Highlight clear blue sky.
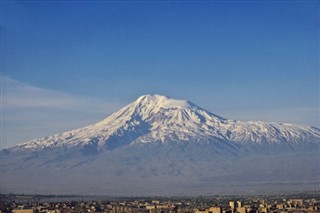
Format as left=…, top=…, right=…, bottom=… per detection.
left=1, top=1, right=319, bottom=147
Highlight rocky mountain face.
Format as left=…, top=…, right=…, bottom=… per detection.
left=1, top=94, right=319, bottom=196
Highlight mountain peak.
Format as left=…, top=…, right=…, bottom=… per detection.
left=134, top=94, right=195, bottom=109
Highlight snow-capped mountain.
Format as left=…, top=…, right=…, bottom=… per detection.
left=7, top=94, right=320, bottom=152
left=1, top=94, right=320, bottom=196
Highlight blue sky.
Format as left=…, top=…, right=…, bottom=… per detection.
left=1, top=1, right=319, bottom=147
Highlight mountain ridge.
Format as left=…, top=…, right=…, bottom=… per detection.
left=5, top=94, right=320, bottom=152
left=2, top=94, right=319, bottom=195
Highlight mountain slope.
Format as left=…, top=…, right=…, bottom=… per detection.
left=6, top=94, right=320, bottom=152
left=1, top=94, right=320, bottom=195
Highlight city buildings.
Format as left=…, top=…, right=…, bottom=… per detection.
left=1, top=193, right=319, bottom=213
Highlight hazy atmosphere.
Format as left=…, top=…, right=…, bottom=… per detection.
left=1, top=1, right=320, bottom=199
left=1, top=1, right=319, bottom=148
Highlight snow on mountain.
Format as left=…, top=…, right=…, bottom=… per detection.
left=1, top=94, right=320, bottom=195
left=6, top=94, right=320, bottom=152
